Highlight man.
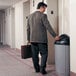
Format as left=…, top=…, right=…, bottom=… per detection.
left=27, top=2, right=59, bottom=75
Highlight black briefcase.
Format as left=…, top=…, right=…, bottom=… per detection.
left=21, top=45, right=32, bottom=59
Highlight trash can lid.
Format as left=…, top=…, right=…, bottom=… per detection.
left=55, top=34, right=70, bottom=45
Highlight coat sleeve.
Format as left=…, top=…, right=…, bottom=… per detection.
left=27, top=18, right=30, bottom=41
left=42, top=14, right=57, bottom=38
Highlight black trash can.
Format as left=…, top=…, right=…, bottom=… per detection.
left=54, top=34, right=70, bottom=76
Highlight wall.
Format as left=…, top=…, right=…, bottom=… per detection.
left=5, top=8, right=15, bottom=47
left=58, top=0, right=70, bottom=35
left=14, top=2, right=24, bottom=49
left=63, top=0, right=70, bottom=35
left=0, top=11, right=5, bottom=44
left=0, top=8, right=15, bottom=47
left=2, top=11, right=5, bottom=45
left=0, top=9, right=13, bottom=46
left=14, top=0, right=28, bottom=49
left=23, top=1, right=30, bottom=44
left=3, top=8, right=16, bottom=47
left=70, top=0, right=76, bottom=73
left=1, top=0, right=28, bottom=48
left=58, top=0, right=63, bottom=35
left=0, top=0, right=29, bottom=49
left=47, top=0, right=58, bottom=64
left=0, top=11, right=2, bottom=43
left=5, top=8, right=12, bottom=46
left=11, top=8, right=15, bottom=48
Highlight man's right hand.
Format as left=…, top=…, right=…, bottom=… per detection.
left=55, top=36, right=60, bottom=41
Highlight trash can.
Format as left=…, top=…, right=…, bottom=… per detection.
left=54, top=34, right=70, bottom=76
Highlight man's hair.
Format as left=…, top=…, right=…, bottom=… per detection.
left=37, top=2, right=47, bottom=9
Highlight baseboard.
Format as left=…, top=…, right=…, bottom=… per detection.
left=71, top=72, right=76, bottom=76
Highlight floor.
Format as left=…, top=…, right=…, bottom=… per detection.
left=0, top=45, right=75, bottom=76
left=0, top=45, right=57, bottom=76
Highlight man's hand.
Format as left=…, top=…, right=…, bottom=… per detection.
left=55, top=36, right=60, bottom=41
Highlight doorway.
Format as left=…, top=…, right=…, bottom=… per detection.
left=0, top=10, right=5, bottom=45
left=47, top=0, right=58, bottom=64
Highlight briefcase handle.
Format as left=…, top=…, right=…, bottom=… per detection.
left=27, top=41, right=31, bottom=45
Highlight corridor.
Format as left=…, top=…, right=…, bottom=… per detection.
left=0, top=0, right=76, bottom=75
left=0, top=45, right=57, bottom=76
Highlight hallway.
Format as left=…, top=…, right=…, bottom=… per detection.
left=0, top=0, right=76, bottom=75
left=0, top=45, right=57, bottom=76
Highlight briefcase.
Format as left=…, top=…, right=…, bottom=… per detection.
left=21, top=45, right=32, bottom=59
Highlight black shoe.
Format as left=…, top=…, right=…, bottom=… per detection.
left=40, top=69, right=47, bottom=75
left=35, top=68, right=40, bottom=73
left=36, top=70, right=40, bottom=73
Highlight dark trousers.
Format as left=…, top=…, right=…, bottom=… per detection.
left=31, top=43, right=48, bottom=71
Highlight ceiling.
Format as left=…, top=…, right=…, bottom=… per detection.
left=0, top=0, right=22, bottom=10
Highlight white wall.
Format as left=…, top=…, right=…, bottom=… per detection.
left=23, top=1, right=30, bottom=44
left=58, top=0, right=63, bottom=35
left=14, top=0, right=28, bottom=49
left=14, top=2, right=24, bottom=49
left=0, top=9, right=13, bottom=46
left=70, top=0, right=76, bottom=73
left=3, top=8, right=16, bottom=47
left=1, top=0, right=28, bottom=49
left=58, top=0, right=70, bottom=35
left=63, top=0, right=70, bottom=35
left=11, top=8, right=15, bottom=48
left=5, top=8, right=12, bottom=46
left=0, top=0, right=29, bottom=49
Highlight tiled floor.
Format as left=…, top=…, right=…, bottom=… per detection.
left=0, top=45, right=76, bottom=76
